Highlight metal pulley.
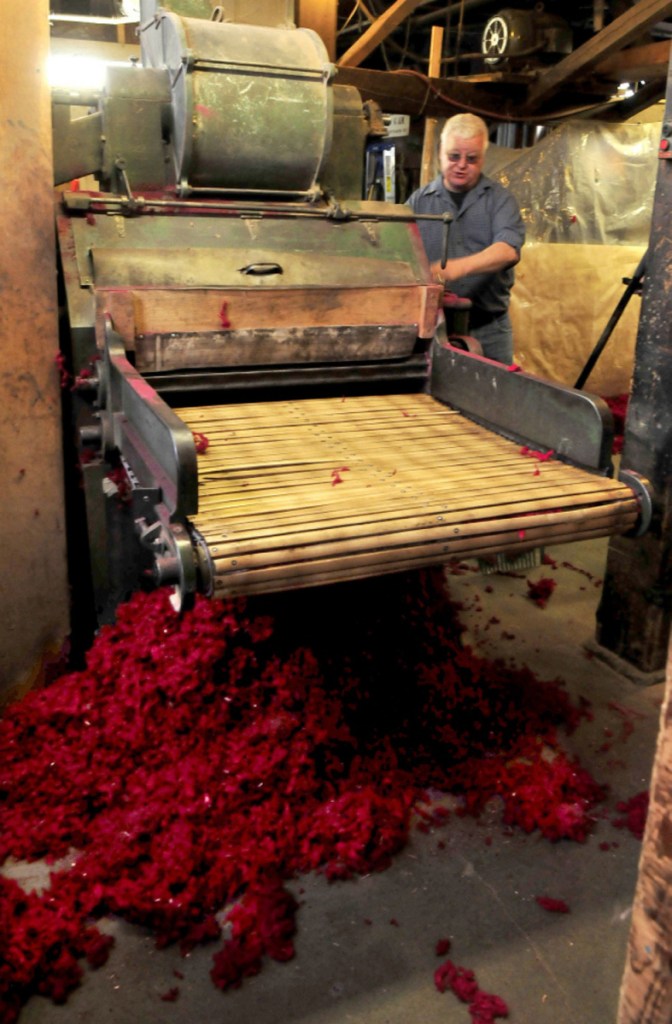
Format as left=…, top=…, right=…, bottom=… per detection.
left=481, top=7, right=572, bottom=67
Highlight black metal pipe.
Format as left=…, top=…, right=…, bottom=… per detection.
left=573, top=250, right=647, bottom=390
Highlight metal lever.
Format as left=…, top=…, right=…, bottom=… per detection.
left=441, top=212, right=452, bottom=269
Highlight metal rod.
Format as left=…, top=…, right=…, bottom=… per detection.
left=574, top=249, right=647, bottom=390
left=62, top=191, right=450, bottom=222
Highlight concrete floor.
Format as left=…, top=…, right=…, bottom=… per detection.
left=6, top=536, right=664, bottom=1024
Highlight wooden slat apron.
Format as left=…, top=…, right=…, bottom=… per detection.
left=175, top=393, right=640, bottom=597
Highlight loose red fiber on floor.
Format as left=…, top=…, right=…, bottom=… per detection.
left=612, top=790, right=649, bottom=840
left=526, top=577, right=557, bottom=608
left=535, top=896, right=570, bottom=914
left=0, top=570, right=605, bottom=1020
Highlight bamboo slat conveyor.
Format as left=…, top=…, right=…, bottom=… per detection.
left=54, top=1, right=651, bottom=618
left=177, top=393, right=639, bottom=598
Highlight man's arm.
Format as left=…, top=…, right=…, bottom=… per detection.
left=431, top=241, right=519, bottom=285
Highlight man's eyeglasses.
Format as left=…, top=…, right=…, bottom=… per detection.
left=445, top=152, right=481, bottom=165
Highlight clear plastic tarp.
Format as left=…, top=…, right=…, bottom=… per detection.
left=486, top=119, right=660, bottom=246
left=483, top=119, right=661, bottom=391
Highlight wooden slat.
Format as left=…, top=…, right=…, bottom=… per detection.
left=97, top=285, right=441, bottom=341
left=210, top=524, right=630, bottom=599
left=174, top=393, right=640, bottom=598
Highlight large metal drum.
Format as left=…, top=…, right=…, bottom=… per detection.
left=141, top=14, right=334, bottom=194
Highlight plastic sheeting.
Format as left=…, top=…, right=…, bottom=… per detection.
left=483, top=120, right=660, bottom=394
left=486, top=120, right=660, bottom=246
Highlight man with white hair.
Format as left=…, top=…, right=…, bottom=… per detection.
left=406, top=113, right=525, bottom=364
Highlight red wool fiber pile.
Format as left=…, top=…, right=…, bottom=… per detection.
left=434, top=939, right=509, bottom=1022
left=526, top=577, right=557, bottom=609
left=0, top=569, right=605, bottom=1021
left=612, top=790, right=649, bottom=840
left=535, top=896, right=570, bottom=914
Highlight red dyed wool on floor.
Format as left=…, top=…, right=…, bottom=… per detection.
left=535, top=895, right=570, bottom=913
left=435, top=955, right=509, bottom=1021
left=526, top=577, right=557, bottom=608
left=612, top=790, right=649, bottom=840
left=0, top=569, right=604, bottom=1020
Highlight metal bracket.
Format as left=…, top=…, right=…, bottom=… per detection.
left=136, top=515, right=197, bottom=612
left=92, top=316, right=200, bottom=609
left=618, top=469, right=653, bottom=537
left=429, top=342, right=615, bottom=472
left=99, top=315, right=198, bottom=518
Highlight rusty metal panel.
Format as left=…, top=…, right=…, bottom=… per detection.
left=69, top=204, right=431, bottom=287
left=89, top=247, right=420, bottom=288
left=100, top=66, right=173, bottom=191
left=596, top=64, right=672, bottom=673
left=52, top=105, right=103, bottom=186
left=134, top=325, right=417, bottom=370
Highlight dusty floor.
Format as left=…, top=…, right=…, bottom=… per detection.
left=5, top=536, right=664, bottom=1024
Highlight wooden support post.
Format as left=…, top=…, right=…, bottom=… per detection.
left=618, top=633, right=672, bottom=1021
left=420, top=26, right=444, bottom=186
left=296, top=0, right=338, bottom=61
left=595, top=51, right=672, bottom=674
left=0, top=0, right=70, bottom=699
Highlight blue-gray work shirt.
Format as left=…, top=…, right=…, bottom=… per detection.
left=406, top=173, right=525, bottom=316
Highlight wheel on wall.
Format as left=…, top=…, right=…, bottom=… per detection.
left=482, top=14, right=510, bottom=65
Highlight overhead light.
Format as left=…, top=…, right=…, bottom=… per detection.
left=47, top=54, right=128, bottom=91
left=616, top=81, right=636, bottom=100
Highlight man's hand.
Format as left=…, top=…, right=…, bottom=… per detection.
left=431, top=241, right=519, bottom=285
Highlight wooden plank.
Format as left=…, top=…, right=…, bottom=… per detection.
left=209, top=524, right=631, bottom=598
left=207, top=506, right=635, bottom=568
left=334, top=65, right=525, bottom=120
left=337, top=0, right=426, bottom=68
left=594, top=38, right=671, bottom=83
left=420, top=26, right=444, bottom=186
left=1, top=0, right=70, bottom=697
left=617, top=634, right=672, bottom=1022
left=209, top=520, right=629, bottom=596
left=524, top=0, right=672, bottom=110
left=95, top=285, right=440, bottom=339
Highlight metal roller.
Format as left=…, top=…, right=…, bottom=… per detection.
left=141, top=14, right=334, bottom=195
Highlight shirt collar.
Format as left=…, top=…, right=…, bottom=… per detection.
left=427, top=172, right=492, bottom=199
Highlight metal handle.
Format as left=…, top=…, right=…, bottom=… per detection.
left=441, top=212, right=452, bottom=269
left=238, top=262, right=283, bottom=276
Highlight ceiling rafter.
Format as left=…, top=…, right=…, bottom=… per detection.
left=337, top=0, right=427, bottom=68
left=522, top=0, right=672, bottom=110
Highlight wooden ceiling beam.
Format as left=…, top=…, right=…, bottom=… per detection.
left=335, top=65, right=526, bottom=120
left=523, top=0, right=672, bottom=111
left=592, top=38, right=671, bottom=83
left=336, top=0, right=426, bottom=68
